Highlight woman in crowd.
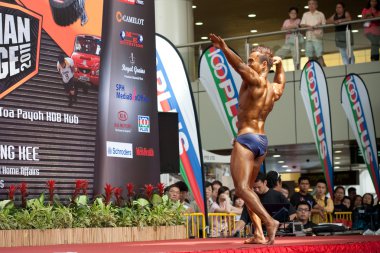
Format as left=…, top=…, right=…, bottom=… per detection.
left=327, top=2, right=355, bottom=64
left=362, top=0, right=380, bottom=61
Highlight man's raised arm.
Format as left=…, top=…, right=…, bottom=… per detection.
left=272, top=56, right=286, bottom=101
left=209, top=33, right=252, bottom=82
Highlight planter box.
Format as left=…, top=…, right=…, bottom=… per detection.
left=0, top=225, right=186, bottom=247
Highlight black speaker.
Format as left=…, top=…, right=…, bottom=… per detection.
left=158, top=112, right=179, bottom=174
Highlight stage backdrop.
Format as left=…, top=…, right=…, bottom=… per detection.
left=300, top=60, right=334, bottom=197
left=0, top=0, right=159, bottom=199
left=341, top=74, right=380, bottom=197
left=0, top=0, right=103, bottom=199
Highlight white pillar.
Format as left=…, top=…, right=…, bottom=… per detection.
left=155, top=0, right=195, bottom=80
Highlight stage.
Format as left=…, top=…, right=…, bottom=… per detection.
left=1, top=235, right=380, bottom=253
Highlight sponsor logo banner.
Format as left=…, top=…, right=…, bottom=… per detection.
left=106, top=141, right=133, bottom=158
left=300, top=60, right=334, bottom=196
left=156, top=34, right=205, bottom=214
left=341, top=74, right=380, bottom=196
left=119, top=30, right=143, bottom=48
left=119, top=0, right=144, bottom=5
left=199, top=46, right=242, bottom=139
left=135, top=147, right=154, bottom=157
left=115, top=11, right=144, bottom=25
left=0, top=2, right=42, bottom=99
left=138, top=115, right=150, bottom=133
left=121, top=52, right=146, bottom=81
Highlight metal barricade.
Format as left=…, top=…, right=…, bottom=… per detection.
left=183, top=212, right=206, bottom=238
left=208, top=213, right=236, bottom=238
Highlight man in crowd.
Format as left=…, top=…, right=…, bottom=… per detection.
left=295, top=201, right=317, bottom=230
left=312, top=179, right=334, bottom=224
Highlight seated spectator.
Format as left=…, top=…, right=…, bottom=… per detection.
left=312, top=179, right=334, bottom=224
left=363, top=193, right=375, bottom=208
left=352, top=194, right=363, bottom=210
left=333, top=186, right=348, bottom=212
left=295, top=201, right=317, bottom=230
left=342, top=196, right=352, bottom=211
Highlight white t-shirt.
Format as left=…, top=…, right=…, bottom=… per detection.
left=57, top=57, right=74, bottom=83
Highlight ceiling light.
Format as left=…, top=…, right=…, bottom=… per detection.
left=192, top=5, right=197, bottom=9
left=282, top=165, right=289, bottom=168
left=357, top=14, right=362, bottom=18
left=335, top=150, right=342, bottom=153
left=334, top=161, right=341, bottom=165
left=334, top=166, right=340, bottom=169
left=278, top=161, right=285, bottom=164
left=195, top=22, right=203, bottom=26
left=304, top=6, right=309, bottom=9
left=250, top=29, right=257, bottom=33
left=273, top=154, right=281, bottom=158
left=248, top=14, right=256, bottom=18
left=301, top=49, right=305, bottom=52
left=352, top=30, right=359, bottom=33
left=285, top=169, right=292, bottom=172
left=252, top=43, right=259, bottom=46
left=201, top=36, right=208, bottom=40
left=335, top=157, right=341, bottom=160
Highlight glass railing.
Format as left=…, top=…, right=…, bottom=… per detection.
left=176, top=17, right=380, bottom=81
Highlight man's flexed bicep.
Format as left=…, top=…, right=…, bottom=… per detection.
left=272, top=56, right=286, bottom=101
left=209, top=33, right=259, bottom=86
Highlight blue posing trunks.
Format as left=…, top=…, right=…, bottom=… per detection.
left=235, top=133, right=268, bottom=157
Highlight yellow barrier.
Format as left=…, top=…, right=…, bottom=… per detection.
left=208, top=213, right=236, bottom=238
left=183, top=213, right=206, bottom=238
left=326, top=211, right=352, bottom=224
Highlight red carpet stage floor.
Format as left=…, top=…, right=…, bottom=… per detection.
left=1, top=235, right=380, bottom=253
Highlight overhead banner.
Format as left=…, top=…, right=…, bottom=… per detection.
left=199, top=46, right=242, bottom=140
left=341, top=74, right=380, bottom=197
left=156, top=34, right=205, bottom=214
left=300, top=60, right=334, bottom=197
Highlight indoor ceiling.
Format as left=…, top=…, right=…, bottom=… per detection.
left=196, top=0, right=377, bottom=174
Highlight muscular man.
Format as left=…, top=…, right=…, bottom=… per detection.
left=209, top=34, right=285, bottom=245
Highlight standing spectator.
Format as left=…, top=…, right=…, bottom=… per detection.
left=275, top=7, right=303, bottom=70
left=312, top=179, right=334, bottom=224
left=300, top=0, right=326, bottom=66
left=327, top=2, right=355, bottom=65
left=362, top=0, right=380, bottom=61
left=363, top=193, right=375, bottom=207
left=281, top=183, right=290, bottom=200
left=266, top=170, right=282, bottom=192
left=290, top=176, right=316, bottom=208
left=348, top=187, right=357, bottom=202
left=333, top=186, right=348, bottom=212
left=233, top=195, right=245, bottom=220
left=211, top=180, right=223, bottom=202
left=57, top=54, right=77, bottom=107
left=175, top=181, right=190, bottom=204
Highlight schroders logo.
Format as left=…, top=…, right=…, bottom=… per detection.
left=135, top=147, right=154, bottom=157
left=120, top=30, right=143, bottom=48
left=106, top=141, right=133, bottom=159
left=115, top=84, right=150, bottom=103
left=121, top=52, right=146, bottom=81
left=115, top=11, right=144, bottom=26
left=0, top=3, right=42, bottom=99
left=119, top=0, right=144, bottom=5
left=138, top=115, right=150, bottom=133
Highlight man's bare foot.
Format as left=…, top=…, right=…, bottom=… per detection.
left=244, top=236, right=267, bottom=245
left=266, top=219, right=279, bottom=245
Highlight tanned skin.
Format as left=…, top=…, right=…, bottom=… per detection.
left=209, top=33, right=285, bottom=245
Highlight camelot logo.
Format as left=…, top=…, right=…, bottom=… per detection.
left=115, top=11, right=144, bottom=26
left=0, top=3, right=42, bottom=99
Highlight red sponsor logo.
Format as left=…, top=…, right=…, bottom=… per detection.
left=118, top=111, right=128, bottom=121
left=135, top=147, right=154, bottom=157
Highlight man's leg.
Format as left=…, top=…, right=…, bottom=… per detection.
left=230, top=143, right=278, bottom=244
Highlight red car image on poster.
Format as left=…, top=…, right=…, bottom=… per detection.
left=71, top=35, right=101, bottom=86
